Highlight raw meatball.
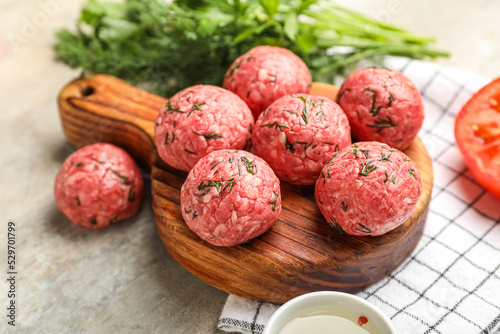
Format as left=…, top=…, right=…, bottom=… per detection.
left=315, top=141, right=422, bottom=236
left=223, top=45, right=312, bottom=118
left=337, top=68, right=424, bottom=150
left=181, top=150, right=281, bottom=246
left=155, top=85, right=254, bottom=172
left=54, top=143, right=144, bottom=229
left=252, top=94, right=351, bottom=185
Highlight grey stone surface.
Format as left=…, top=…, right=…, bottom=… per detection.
left=0, top=0, right=498, bottom=333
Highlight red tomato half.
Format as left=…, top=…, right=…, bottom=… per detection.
left=455, top=78, right=500, bottom=199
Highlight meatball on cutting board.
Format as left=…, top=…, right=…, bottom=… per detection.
left=155, top=85, right=254, bottom=172
left=181, top=150, right=281, bottom=246
left=223, top=45, right=312, bottom=118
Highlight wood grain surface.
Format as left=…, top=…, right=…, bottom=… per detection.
left=58, top=74, right=433, bottom=304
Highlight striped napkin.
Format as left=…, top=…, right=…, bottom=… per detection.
left=218, top=57, right=500, bottom=334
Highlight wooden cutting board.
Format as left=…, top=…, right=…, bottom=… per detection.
left=58, top=74, right=433, bottom=304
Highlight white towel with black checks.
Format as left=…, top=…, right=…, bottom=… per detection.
left=218, top=57, right=500, bottom=334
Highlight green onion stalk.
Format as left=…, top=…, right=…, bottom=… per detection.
left=55, top=0, right=449, bottom=96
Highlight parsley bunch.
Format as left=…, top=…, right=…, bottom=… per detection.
left=55, top=0, right=448, bottom=96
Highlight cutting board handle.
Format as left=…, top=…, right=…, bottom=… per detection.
left=57, top=74, right=167, bottom=170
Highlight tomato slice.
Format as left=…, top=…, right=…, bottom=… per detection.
left=455, top=77, right=500, bottom=199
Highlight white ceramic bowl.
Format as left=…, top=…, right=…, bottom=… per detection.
left=263, top=291, right=397, bottom=334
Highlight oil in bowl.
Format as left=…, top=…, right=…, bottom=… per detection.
left=278, top=306, right=381, bottom=334
left=263, top=292, right=396, bottom=334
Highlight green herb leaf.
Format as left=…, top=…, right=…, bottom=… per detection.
left=210, top=161, right=221, bottom=170
left=226, top=61, right=241, bottom=78
left=329, top=218, right=345, bottom=234
left=380, top=153, right=392, bottom=162
left=261, top=121, right=290, bottom=131
left=198, top=179, right=236, bottom=196
left=111, top=169, right=133, bottom=185
left=356, top=223, right=372, bottom=234
left=284, top=11, right=298, bottom=41
left=297, top=95, right=311, bottom=124
left=296, top=33, right=317, bottom=53
left=241, top=157, right=256, bottom=175
left=326, top=152, right=340, bottom=166
left=222, top=179, right=236, bottom=192
left=165, top=101, right=184, bottom=114
left=387, top=92, right=395, bottom=107
left=98, top=17, right=140, bottom=42
left=359, top=159, right=377, bottom=176
left=285, top=137, right=295, bottom=153
left=367, top=116, right=399, bottom=133
left=259, top=0, right=279, bottom=18
left=193, top=102, right=205, bottom=110
left=364, top=87, right=381, bottom=116
left=187, top=102, right=205, bottom=117
left=234, top=22, right=271, bottom=44
left=193, top=131, right=222, bottom=140
left=297, top=142, right=312, bottom=150
left=268, top=191, right=279, bottom=211
left=382, top=146, right=399, bottom=153
left=127, top=188, right=136, bottom=202
left=315, top=100, right=326, bottom=121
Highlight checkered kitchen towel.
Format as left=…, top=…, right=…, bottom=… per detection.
left=218, top=57, right=500, bottom=334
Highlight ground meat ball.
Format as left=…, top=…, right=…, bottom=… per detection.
left=315, top=141, right=422, bottom=236
left=223, top=45, right=312, bottom=118
left=155, top=85, right=254, bottom=172
left=337, top=68, right=424, bottom=150
left=252, top=94, right=351, bottom=185
left=181, top=150, right=281, bottom=246
left=54, top=143, right=144, bottom=229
